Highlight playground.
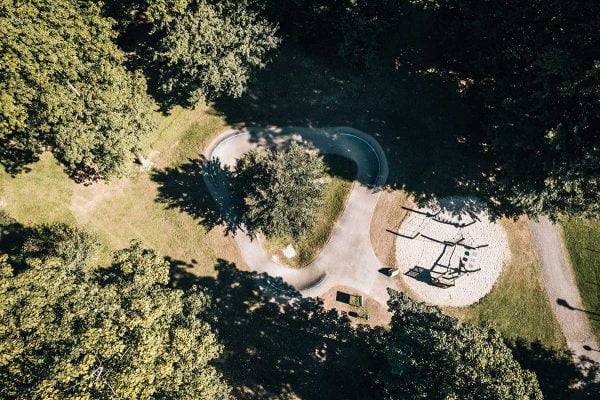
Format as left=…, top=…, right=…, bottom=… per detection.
left=395, top=196, right=509, bottom=307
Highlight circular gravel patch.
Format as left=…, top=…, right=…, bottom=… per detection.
left=395, top=196, right=509, bottom=307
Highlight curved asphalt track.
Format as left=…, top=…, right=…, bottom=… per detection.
left=203, top=126, right=398, bottom=305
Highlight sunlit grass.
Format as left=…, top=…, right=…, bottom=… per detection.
left=265, top=155, right=357, bottom=267
left=0, top=104, right=243, bottom=275
left=0, top=152, right=75, bottom=226
left=561, top=218, right=600, bottom=340
left=445, top=218, right=566, bottom=349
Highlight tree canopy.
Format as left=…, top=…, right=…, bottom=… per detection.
left=0, top=0, right=156, bottom=182
left=0, top=217, right=559, bottom=399
left=263, top=0, right=600, bottom=219
left=383, top=291, right=543, bottom=400
left=108, top=0, right=280, bottom=108
left=234, top=142, right=326, bottom=239
left=437, top=0, right=600, bottom=218
left=0, top=223, right=231, bottom=400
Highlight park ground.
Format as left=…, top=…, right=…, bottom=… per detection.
left=0, top=89, right=566, bottom=349
left=562, top=219, right=600, bottom=340
left=1, top=46, right=596, bottom=395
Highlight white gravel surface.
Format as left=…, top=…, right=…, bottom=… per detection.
left=395, top=196, right=509, bottom=307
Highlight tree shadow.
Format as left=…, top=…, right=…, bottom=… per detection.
left=508, top=338, right=592, bottom=399
left=168, top=259, right=388, bottom=400
left=210, top=44, right=517, bottom=218
left=0, top=210, right=30, bottom=265
left=322, top=154, right=357, bottom=182
left=0, top=135, right=37, bottom=176
left=151, top=156, right=244, bottom=235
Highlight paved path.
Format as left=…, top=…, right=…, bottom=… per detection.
left=204, top=127, right=398, bottom=305
left=528, top=217, right=600, bottom=367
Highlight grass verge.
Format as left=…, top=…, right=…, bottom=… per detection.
left=264, top=155, right=357, bottom=267
left=561, top=218, right=600, bottom=340
left=445, top=217, right=565, bottom=349
left=0, top=104, right=245, bottom=276
left=370, top=189, right=411, bottom=267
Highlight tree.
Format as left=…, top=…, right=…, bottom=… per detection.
left=382, top=291, right=542, bottom=399
left=437, top=0, right=600, bottom=218
left=0, top=226, right=231, bottom=399
left=0, top=0, right=156, bottom=182
left=107, top=0, right=280, bottom=108
left=234, top=142, right=326, bottom=239
left=19, top=224, right=100, bottom=268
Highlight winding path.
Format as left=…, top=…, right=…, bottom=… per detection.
left=204, top=127, right=398, bottom=305
left=205, top=126, right=600, bottom=382
left=528, top=217, right=600, bottom=366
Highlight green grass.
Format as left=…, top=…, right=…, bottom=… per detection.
left=0, top=152, right=76, bottom=226
left=445, top=218, right=566, bottom=349
left=143, top=104, right=226, bottom=168
left=0, top=104, right=239, bottom=275
left=561, top=218, right=600, bottom=340
left=265, top=155, right=357, bottom=267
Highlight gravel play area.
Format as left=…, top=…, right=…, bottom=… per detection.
left=395, top=196, right=509, bottom=307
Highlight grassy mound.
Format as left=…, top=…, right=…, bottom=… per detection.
left=264, top=154, right=357, bottom=267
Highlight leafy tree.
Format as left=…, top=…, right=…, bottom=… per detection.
left=107, top=0, right=279, bottom=108
left=234, top=142, right=326, bottom=239
left=262, top=0, right=348, bottom=54
left=382, top=291, right=542, bottom=399
left=264, top=0, right=600, bottom=218
left=0, top=0, right=156, bottom=182
left=437, top=0, right=600, bottom=218
left=0, top=227, right=231, bottom=399
left=263, top=0, right=423, bottom=70
left=19, top=224, right=100, bottom=268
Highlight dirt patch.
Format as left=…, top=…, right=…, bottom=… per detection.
left=70, top=179, right=127, bottom=224
left=369, top=189, right=412, bottom=267
left=320, top=285, right=392, bottom=327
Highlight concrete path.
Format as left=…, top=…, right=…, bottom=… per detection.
left=528, top=217, right=600, bottom=367
left=203, top=126, right=398, bottom=306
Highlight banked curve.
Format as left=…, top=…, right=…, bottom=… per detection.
left=203, top=126, right=394, bottom=304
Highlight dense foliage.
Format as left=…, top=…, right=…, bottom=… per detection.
left=107, top=0, right=280, bottom=108
left=438, top=0, right=600, bottom=218
left=383, top=291, right=543, bottom=400
left=0, top=216, right=554, bottom=398
left=234, top=142, right=326, bottom=239
left=0, top=0, right=155, bottom=182
left=0, top=223, right=231, bottom=400
left=265, top=0, right=600, bottom=218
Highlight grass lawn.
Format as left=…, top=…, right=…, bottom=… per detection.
left=445, top=217, right=565, bottom=349
left=0, top=104, right=244, bottom=275
left=561, top=218, right=600, bottom=340
left=0, top=152, right=76, bottom=226
left=372, top=192, right=565, bottom=348
left=263, top=155, right=357, bottom=267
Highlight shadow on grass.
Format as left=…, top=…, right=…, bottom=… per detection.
left=151, top=156, right=244, bottom=235
left=167, top=258, right=600, bottom=399
left=168, top=259, right=388, bottom=400
left=0, top=135, right=37, bottom=176
left=210, top=45, right=525, bottom=218
left=507, top=338, right=598, bottom=399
